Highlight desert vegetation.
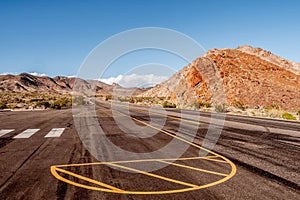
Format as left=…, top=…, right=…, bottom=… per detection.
left=214, top=103, right=228, bottom=113
left=2, top=91, right=298, bottom=121
left=0, top=102, right=8, bottom=109
left=232, top=100, right=245, bottom=111
left=101, top=94, right=300, bottom=121
left=194, top=101, right=211, bottom=110
left=297, top=110, right=300, bottom=120
left=0, top=93, right=72, bottom=110
left=282, top=112, right=297, bottom=120
left=104, top=95, right=168, bottom=105
left=162, top=101, right=176, bottom=108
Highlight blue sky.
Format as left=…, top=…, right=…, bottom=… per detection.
left=0, top=0, right=299, bottom=81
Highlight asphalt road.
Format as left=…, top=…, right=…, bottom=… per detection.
left=0, top=100, right=299, bottom=199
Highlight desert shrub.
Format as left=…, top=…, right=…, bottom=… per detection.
left=105, top=95, right=113, bottom=101
left=50, top=101, right=61, bottom=109
left=50, top=97, right=71, bottom=109
left=296, top=110, right=300, bottom=119
left=15, top=98, right=25, bottom=103
left=269, top=103, right=280, bottom=110
left=194, top=101, right=211, bottom=109
left=162, top=101, right=176, bottom=108
left=194, top=101, right=201, bottom=109
left=232, top=101, right=245, bottom=110
left=215, top=103, right=227, bottom=113
left=30, top=98, right=44, bottom=102
left=203, top=102, right=211, bottom=108
left=0, top=102, right=8, bottom=109
left=36, top=101, right=51, bottom=109
left=282, top=112, right=296, bottom=120
left=135, top=97, right=143, bottom=103
left=59, top=97, right=71, bottom=107
left=144, top=97, right=153, bottom=101
left=118, top=97, right=129, bottom=102
left=129, top=97, right=135, bottom=103
left=73, top=95, right=85, bottom=105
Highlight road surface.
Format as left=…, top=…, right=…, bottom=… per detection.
left=0, top=101, right=299, bottom=199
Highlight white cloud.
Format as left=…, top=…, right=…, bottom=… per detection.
left=0, top=72, right=48, bottom=77
left=66, top=75, right=77, bottom=78
left=0, top=72, right=12, bottom=75
left=99, top=74, right=169, bottom=88
left=28, top=72, right=48, bottom=77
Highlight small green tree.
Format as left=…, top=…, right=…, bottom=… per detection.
left=282, top=112, right=296, bottom=120
left=296, top=110, right=300, bottom=120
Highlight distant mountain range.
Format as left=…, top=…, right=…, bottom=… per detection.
left=1, top=45, right=299, bottom=111
left=0, top=73, right=146, bottom=96
left=0, top=73, right=76, bottom=93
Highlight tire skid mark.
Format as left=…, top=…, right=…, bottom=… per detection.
left=0, top=141, right=45, bottom=191
left=56, top=144, right=77, bottom=200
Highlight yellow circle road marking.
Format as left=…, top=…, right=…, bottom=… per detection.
left=51, top=155, right=235, bottom=195
left=51, top=103, right=237, bottom=194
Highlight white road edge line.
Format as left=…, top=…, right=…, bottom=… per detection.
left=13, top=129, right=40, bottom=139
left=45, top=128, right=65, bottom=138
left=0, top=129, right=15, bottom=137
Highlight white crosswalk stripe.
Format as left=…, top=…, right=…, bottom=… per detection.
left=44, top=128, right=65, bottom=138
left=0, top=129, right=15, bottom=137
left=0, top=128, right=67, bottom=139
left=13, top=129, right=40, bottom=139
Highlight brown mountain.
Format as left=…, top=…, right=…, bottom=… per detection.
left=0, top=73, right=114, bottom=95
left=0, top=73, right=148, bottom=97
left=141, top=45, right=300, bottom=112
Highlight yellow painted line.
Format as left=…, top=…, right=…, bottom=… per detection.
left=158, top=160, right=228, bottom=177
left=54, top=162, right=104, bottom=168
left=114, top=107, right=237, bottom=178
left=52, top=166, right=124, bottom=192
left=50, top=166, right=124, bottom=193
left=118, top=106, right=229, bottom=165
left=131, top=116, right=220, bottom=157
left=111, top=155, right=220, bottom=164
left=106, top=162, right=199, bottom=188
left=130, top=116, right=231, bottom=165
left=201, top=157, right=227, bottom=163
left=54, top=156, right=220, bottom=168
left=52, top=163, right=207, bottom=194
left=108, top=156, right=219, bottom=164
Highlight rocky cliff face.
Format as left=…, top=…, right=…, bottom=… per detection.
left=236, top=45, right=300, bottom=75
left=141, top=46, right=300, bottom=111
